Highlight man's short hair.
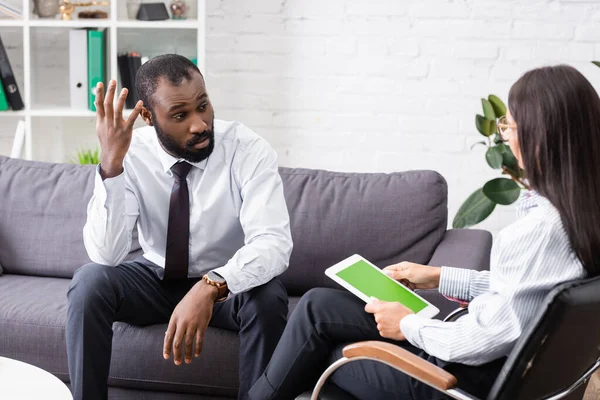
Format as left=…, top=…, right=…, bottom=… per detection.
left=135, top=53, right=202, bottom=110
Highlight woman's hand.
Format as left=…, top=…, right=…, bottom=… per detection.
left=383, top=262, right=441, bottom=290
left=365, top=299, right=413, bottom=340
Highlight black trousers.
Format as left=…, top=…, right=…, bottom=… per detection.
left=66, top=258, right=288, bottom=400
left=248, top=288, right=506, bottom=400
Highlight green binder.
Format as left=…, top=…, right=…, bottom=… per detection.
left=87, top=29, right=106, bottom=112
left=0, top=76, right=9, bottom=111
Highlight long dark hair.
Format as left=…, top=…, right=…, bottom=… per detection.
left=508, top=65, right=600, bottom=277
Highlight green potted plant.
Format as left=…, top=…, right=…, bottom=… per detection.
left=71, top=148, right=100, bottom=165
left=453, top=95, right=528, bottom=228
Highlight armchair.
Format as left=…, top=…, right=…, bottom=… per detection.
left=306, top=275, right=600, bottom=400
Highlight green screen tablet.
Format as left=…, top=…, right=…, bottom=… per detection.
left=325, top=254, right=439, bottom=318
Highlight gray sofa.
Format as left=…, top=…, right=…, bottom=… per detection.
left=0, top=155, right=492, bottom=399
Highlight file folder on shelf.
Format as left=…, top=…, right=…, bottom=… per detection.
left=0, top=35, right=24, bottom=110
left=69, top=29, right=89, bottom=110
left=87, top=29, right=106, bottom=112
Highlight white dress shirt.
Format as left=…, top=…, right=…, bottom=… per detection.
left=401, top=191, right=586, bottom=365
left=83, top=119, right=293, bottom=294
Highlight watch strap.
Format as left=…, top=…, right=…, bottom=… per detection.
left=203, top=274, right=229, bottom=302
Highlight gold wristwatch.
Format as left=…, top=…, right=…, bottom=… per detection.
left=203, top=271, right=229, bottom=302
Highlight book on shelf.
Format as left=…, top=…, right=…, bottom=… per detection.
left=87, top=28, right=106, bottom=112
left=118, top=51, right=142, bottom=109
left=0, top=2, right=22, bottom=19
left=0, top=34, right=23, bottom=110
left=10, top=119, right=25, bottom=159
left=0, top=76, right=9, bottom=111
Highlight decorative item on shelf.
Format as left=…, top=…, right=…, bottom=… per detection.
left=169, top=0, right=188, bottom=19
left=136, top=2, right=169, bottom=21
left=78, top=10, right=107, bottom=18
left=125, top=0, right=141, bottom=19
left=452, top=95, right=526, bottom=229
left=58, top=0, right=109, bottom=20
left=32, top=0, right=60, bottom=19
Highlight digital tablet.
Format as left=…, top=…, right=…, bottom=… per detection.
left=325, top=254, right=440, bottom=318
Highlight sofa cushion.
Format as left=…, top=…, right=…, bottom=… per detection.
left=0, top=156, right=96, bottom=277
left=0, top=274, right=304, bottom=396
left=279, top=168, right=448, bottom=295
left=0, top=156, right=447, bottom=292
left=0, top=156, right=142, bottom=278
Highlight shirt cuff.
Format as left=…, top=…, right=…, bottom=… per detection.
left=95, top=164, right=125, bottom=218
left=400, top=313, right=426, bottom=349
left=211, top=248, right=261, bottom=294
left=211, top=266, right=237, bottom=293
left=439, top=266, right=472, bottom=301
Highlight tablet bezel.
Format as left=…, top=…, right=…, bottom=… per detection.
left=325, top=254, right=440, bottom=319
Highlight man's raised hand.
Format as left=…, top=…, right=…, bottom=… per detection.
left=95, top=79, right=143, bottom=179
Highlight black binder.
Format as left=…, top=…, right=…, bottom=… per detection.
left=118, top=52, right=142, bottom=109
left=0, top=35, right=24, bottom=110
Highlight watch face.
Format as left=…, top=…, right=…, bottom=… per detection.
left=208, top=271, right=226, bottom=284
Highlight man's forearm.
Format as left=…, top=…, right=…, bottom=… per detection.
left=83, top=167, right=133, bottom=266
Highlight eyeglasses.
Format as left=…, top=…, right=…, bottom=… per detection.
left=497, top=116, right=516, bottom=142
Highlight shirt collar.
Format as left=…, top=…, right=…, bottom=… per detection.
left=517, top=189, right=553, bottom=217
left=155, top=133, right=209, bottom=173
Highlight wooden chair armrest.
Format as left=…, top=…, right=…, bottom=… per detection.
left=343, top=341, right=458, bottom=391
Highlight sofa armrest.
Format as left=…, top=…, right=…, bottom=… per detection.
left=343, top=341, right=457, bottom=391
left=428, top=229, right=492, bottom=272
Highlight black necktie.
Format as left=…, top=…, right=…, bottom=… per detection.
left=164, top=161, right=193, bottom=280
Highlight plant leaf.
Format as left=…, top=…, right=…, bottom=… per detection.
left=500, top=143, right=519, bottom=170
left=485, top=146, right=503, bottom=169
left=592, top=61, right=600, bottom=68
left=483, top=178, right=521, bottom=205
left=470, top=140, right=487, bottom=150
left=488, top=94, right=507, bottom=117
left=452, top=188, right=497, bottom=228
left=476, top=114, right=492, bottom=137
left=481, top=98, right=496, bottom=120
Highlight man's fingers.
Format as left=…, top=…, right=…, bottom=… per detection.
left=194, top=330, right=204, bottom=358
left=184, top=327, right=196, bottom=364
left=103, top=79, right=116, bottom=122
left=172, top=326, right=185, bottom=365
left=163, top=321, right=177, bottom=360
left=125, top=100, right=144, bottom=130
left=114, top=87, right=127, bottom=122
left=95, top=82, right=105, bottom=119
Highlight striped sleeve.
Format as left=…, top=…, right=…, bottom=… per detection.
left=439, top=267, right=490, bottom=302
left=399, top=202, right=586, bottom=366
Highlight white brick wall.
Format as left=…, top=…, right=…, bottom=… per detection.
left=2, top=0, right=600, bottom=236
left=204, top=0, right=600, bottom=235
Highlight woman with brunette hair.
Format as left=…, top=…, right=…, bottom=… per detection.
left=248, top=64, right=600, bottom=400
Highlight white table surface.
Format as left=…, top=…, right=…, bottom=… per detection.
left=0, top=357, right=72, bottom=400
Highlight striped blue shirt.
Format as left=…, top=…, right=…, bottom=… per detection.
left=400, top=191, right=587, bottom=365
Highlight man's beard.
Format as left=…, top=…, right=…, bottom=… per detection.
left=155, top=117, right=215, bottom=163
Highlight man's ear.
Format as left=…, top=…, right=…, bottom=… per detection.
left=140, top=106, right=153, bottom=126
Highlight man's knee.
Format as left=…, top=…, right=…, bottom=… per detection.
left=241, top=278, right=288, bottom=318
left=68, top=263, right=116, bottom=306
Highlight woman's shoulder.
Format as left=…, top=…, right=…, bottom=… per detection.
left=497, top=194, right=571, bottom=257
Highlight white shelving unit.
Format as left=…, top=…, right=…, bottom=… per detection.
left=0, top=0, right=205, bottom=161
